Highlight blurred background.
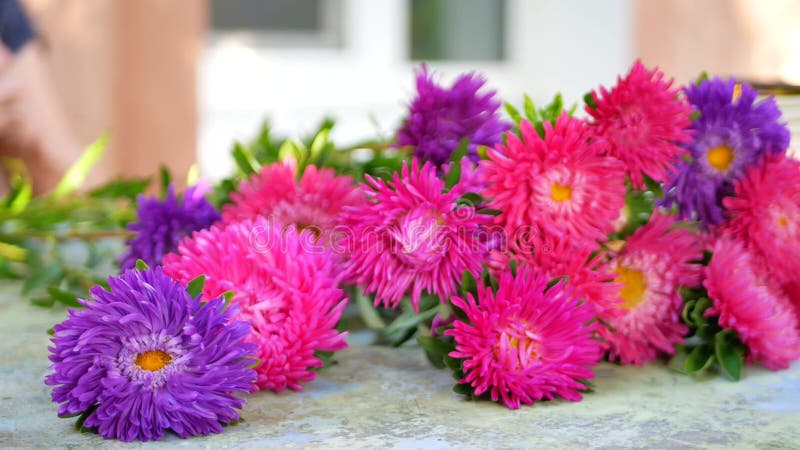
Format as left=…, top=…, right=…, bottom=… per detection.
left=12, top=0, right=800, bottom=190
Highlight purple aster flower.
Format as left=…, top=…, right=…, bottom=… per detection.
left=119, top=184, right=220, bottom=270
left=396, top=65, right=510, bottom=167
left=662, top=78, right=790, bottom=226
left=46, top=267, right=256, bottom=442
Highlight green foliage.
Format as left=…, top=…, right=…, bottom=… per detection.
left=186, top=275, right=206, bottom=298
left=670, top=285, right=746, bottom=381
left=444, top=139, right=468, bottom=190
left=505, top=93, right=576, bottom=138
left=52, top=134, right=109, bottom=200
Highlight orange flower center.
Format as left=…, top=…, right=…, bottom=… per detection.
left=550, top=182, right=573, bottom=202
left=135, top=350, right=172, bottom=371
left=779, top=216, right=789, bottom=228
left=615, top=266, right=648, bottom=309
left=707, top=145, right=734, bottom=171
left=732, top=83, right=742, bottom=102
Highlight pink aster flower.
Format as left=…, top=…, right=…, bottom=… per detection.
left=481, top=115, right=626, bottom=245
left=723, top=154, right=800, bottom=285
left=446, top=267, right=602, bottom=409
left=704, top=237, right=800, bottom=370
left=162, top=217, right=348, bottom=392
left=587, top=60, right=692, bottom=188
left=222, top=160, right=363, bottom=248
left=342, top=159, right=491, bottom=311
left=598, top=213, right=703, bottom=365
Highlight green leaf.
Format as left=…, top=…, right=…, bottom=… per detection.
left=312, top=350, right=337, bottom=371
left=31, top=296, right=56, bottom=308
left=417, top=336, right=455, bottom=357
left=682, top=298, right=698, bottom=326
left=690, top=297, right=712, bottom=327
left=695, top=71, right=709, bottom=85
left=356, top=293, right=386, bottom=330
left=684, top=344, right=715, bottom=374
left=22, top=263, right=63, bottom=295
left=689, top=110, right=701, bottom=121
left=186, top=275, right=206, bottom=298
left=504, top=102, right=522, bottom=124
left=135, top=259, right=150, bottom=271
left=384, top=306, right=438, bottom=337
left=715, top=329, right=745, bottom=381
left=0, top=241, right=27, bottom=261
left=424, top=348, right=446, bottom=369
left=74, top=404, right=99, bottom=433
left=443, top=355, right=462, bottom=372
left=232, top=142, right=260, bottom=176
left=523, top=95, right=539, bottom=123
left=222, top=290, right=235, bottom=305
left=457, top=192, right=483, bottom=207
left=583, top=92, right=596, bottom=109
left=460, top=270, right=477, bottom=298
left=545, top=275, right=568, bottom=293
left=47, top=327, right=54, bottom=336
left=453, top=382, right=472, bottom=396
left=52, top=133, right=109, bottom=200
left=444, top=139, right=469, bottom=190
left=5, top=178, right=32, bottom=215
left=159, top=165, right=172, bottom=196
left=47, top=287, right=81, bottom=308
left=642, top=174, right=664, bottom=199
left=89, top=177, right=150, bottom=201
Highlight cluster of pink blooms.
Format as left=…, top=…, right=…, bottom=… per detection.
left=157, top=60, right=797, bottom=409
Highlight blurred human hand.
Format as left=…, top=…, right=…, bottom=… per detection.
left=0, top=43, right=81, bottom=193
left=0, top=45, right=30, bottom=149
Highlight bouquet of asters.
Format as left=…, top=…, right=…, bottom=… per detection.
left=2, top=60, right=797, bottom=441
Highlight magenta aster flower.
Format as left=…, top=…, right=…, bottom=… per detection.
left=587, top=60, right=692, bottom=188
left=342, top=159, right=491, bottom=311
left=46, top=267, right=256, bottom=442
left=598, top=213, right=703, bottom=365
left=163, top=217, right=348, bottom=392
left=723, top=154, right=800, bottom=285
left=662, top=78, right=790, bottom=226
left=119, top=184, right=220, bottom=270
left=396, top=65, right=510, bottom=167
left=481, top=115, right=626, bottom=245
left=222, top=161, right=363, bottom=247
left=705, top=237, right=800, bottom=370
left=446, top=267, right=602, bottom=409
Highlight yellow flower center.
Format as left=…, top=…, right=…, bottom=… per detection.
left=779, top=216, right=789, bottom=227
left=498, top=322, right=540, bottom=370
left=707, top=145, right=734, bottom=171
left=615, top=266, right=648, bottom=309
left=732, top=83, right=742, bottom=102
left=550, top=182, right=573, bottom=202
left=135, top=350, right=172, bottom=372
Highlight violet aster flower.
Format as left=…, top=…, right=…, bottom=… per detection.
left=396, top=65, right=509, bottom=167
left=662, top=78, right=790, bottom=226
left=119, top=184, right=220, bottom=270
left=46, top=267, right=256, bottom=442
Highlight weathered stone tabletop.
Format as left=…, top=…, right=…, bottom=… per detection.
left=1, top=282, right=798, bottom=449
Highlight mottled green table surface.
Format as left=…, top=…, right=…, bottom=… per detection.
left=1, top=283, right=799, bottom=450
